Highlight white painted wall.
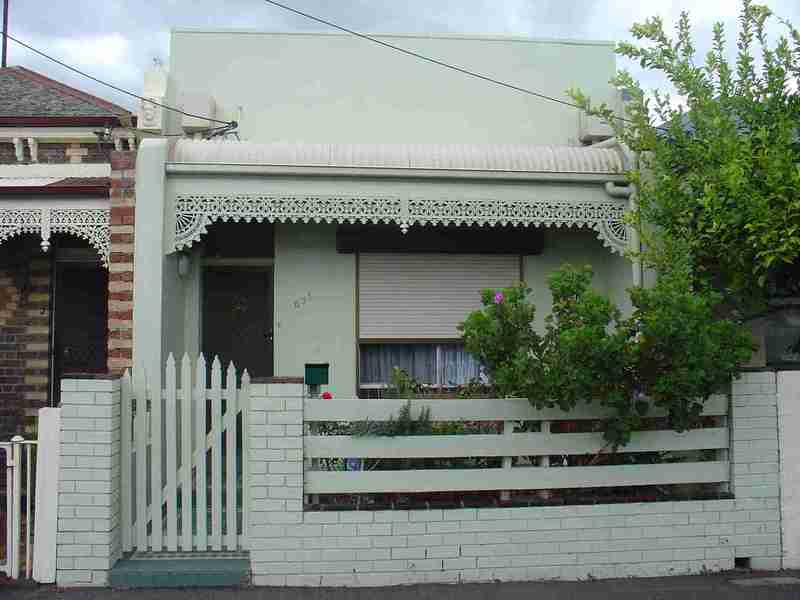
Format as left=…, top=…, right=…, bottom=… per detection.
left=274, top=224, right=357, bottom=396
left=524, top=228, right=633, bottom=333
left=33, top=407, right=60, bottom=583
left=169, top=31, right=617, bottom=145
left=268, top=224, right=628, bottom=394
left=162, top=253, right=187, bottom=361
left=182, top=248, right=203, bottom=361
left=779, top=370, right=800, bottom=568
left=132, top=139, right=169, bottom=389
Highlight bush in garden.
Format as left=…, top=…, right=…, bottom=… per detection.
left=460, top=241, right=754, bottom=449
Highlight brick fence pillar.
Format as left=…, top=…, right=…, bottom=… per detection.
left=108, top=151, right=136, bottom=376
left=56, top=378, right=122, bottom=586
left=731, top=370, right=782, bottom=570
left=777, top=371, right=800, bottom=569
left=248, top=381, right=305, bottom=586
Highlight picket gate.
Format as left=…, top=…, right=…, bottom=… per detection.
left=121, top=354, right=249, bottom=553
left=1, top=435, right=37, bottom=579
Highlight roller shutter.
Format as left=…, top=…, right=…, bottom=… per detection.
left=358, top=253, right=520, bottom=339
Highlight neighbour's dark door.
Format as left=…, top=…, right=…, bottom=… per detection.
left=202, top=268, right=273, bottom=379
left=53, top=263, right=109, bottom=385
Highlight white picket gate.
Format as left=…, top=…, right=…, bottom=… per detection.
left=1, top=435, right=37, bottom=579
left=121, top=354, right=250, bottom=553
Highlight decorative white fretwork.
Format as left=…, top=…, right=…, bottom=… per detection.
left=0, top=208, right=111, bottom=266
left=175, top=194, right=630, bottom=255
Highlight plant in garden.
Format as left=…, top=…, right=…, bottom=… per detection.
left=460, top=246, right=754, bottom=448
left=569, top=0, right=800, bottom=316
left=351, top=368, right=432, bottom=437
left=351, top=399, right=433, bottom=438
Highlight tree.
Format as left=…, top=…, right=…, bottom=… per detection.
left=571, top=0, right=800, bottom=316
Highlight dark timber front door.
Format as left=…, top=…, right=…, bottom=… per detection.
left=202, top=268, right=274, bottom=379
left=53, top=263, right=109, bottom=398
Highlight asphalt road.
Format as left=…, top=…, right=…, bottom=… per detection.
left=4, top=572, right=800, bottom=600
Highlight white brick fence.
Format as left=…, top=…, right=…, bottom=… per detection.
left=53, top=369, right=790, bottom=587
left=248, top=373, right=781, bottom=586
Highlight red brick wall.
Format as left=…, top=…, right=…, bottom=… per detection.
left=0, top=257, right=51, bottom=439
left=108, top=150, right=136, bottom=375
left=36, top=143, right=67, bottom=163
left=0, top=142, right=16, bottom=163
left=83, top=143, right=113, bottom=164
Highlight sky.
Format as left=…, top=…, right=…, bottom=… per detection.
left=5, top=0, right=800, bottom=113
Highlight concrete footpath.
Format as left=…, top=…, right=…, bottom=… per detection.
left=4, top=572, right=800, bottom=600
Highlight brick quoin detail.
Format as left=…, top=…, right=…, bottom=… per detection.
left=108, top=150, right=136, bottom=376
left=0, top=260, right=52, bottom=438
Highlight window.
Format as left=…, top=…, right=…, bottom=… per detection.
left=359, top=343, right=483, bottom=389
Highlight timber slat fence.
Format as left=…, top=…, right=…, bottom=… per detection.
left=304, top=395, right=730, bottom=496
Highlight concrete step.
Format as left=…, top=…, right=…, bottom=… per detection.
left=110, top=554, right=249, bottom=588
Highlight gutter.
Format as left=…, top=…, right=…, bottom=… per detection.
left=165, top=162, right=628, bottom=183
left=0, top=116, right=126, bottom=127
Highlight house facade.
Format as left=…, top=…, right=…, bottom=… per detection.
left=19, top=31, right=791, bottom=588
left=0, top=66, right=135, bottom=438
left=132, top=31, right=637, bottom=397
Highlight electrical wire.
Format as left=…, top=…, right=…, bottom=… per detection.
left=5, top=33, right=235, bottom=127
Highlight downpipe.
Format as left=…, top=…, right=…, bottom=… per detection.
left=605, top=180, right=643, bottom=287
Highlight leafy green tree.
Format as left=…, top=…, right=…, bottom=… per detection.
left=571, top=0, right=800, bottom=315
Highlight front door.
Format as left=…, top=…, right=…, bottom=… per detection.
left=53, top=263, right=109, bottom=395
left=202, top=268, right=274, bottom=379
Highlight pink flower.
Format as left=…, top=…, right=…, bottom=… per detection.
left=321, top=391, right=333, bottom=400
left=494, top=292, right=504, bottom=304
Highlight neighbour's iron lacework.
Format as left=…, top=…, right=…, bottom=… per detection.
left=0, top=207, right=111, bottom=266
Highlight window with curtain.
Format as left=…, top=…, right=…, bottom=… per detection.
left=359, top=343, right=483, bottom=388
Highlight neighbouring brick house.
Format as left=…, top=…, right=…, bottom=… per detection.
left=0, top=66, right=137, bottom=439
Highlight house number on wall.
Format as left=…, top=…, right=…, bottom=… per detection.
left=292, top=291, right=312, bottom=310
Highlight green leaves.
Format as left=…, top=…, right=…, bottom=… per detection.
left=463, top=0, right=795, bottom=451
left=571, top=1, right=800, bottom=316
left=460, top=252, right=753, bottom=450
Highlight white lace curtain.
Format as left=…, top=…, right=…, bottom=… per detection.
left=359, top=343, right=482, bottom=387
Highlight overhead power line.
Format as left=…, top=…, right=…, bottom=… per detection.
left=5, top=33, right=235, bottom=127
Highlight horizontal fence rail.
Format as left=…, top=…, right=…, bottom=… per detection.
left=121, top=354, right=250, bottom=554
left=306, top=428, right=730, bottom=459
left=304, top=396, right=730, bottom=497
left=305, top=395, right=728, bottom=422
